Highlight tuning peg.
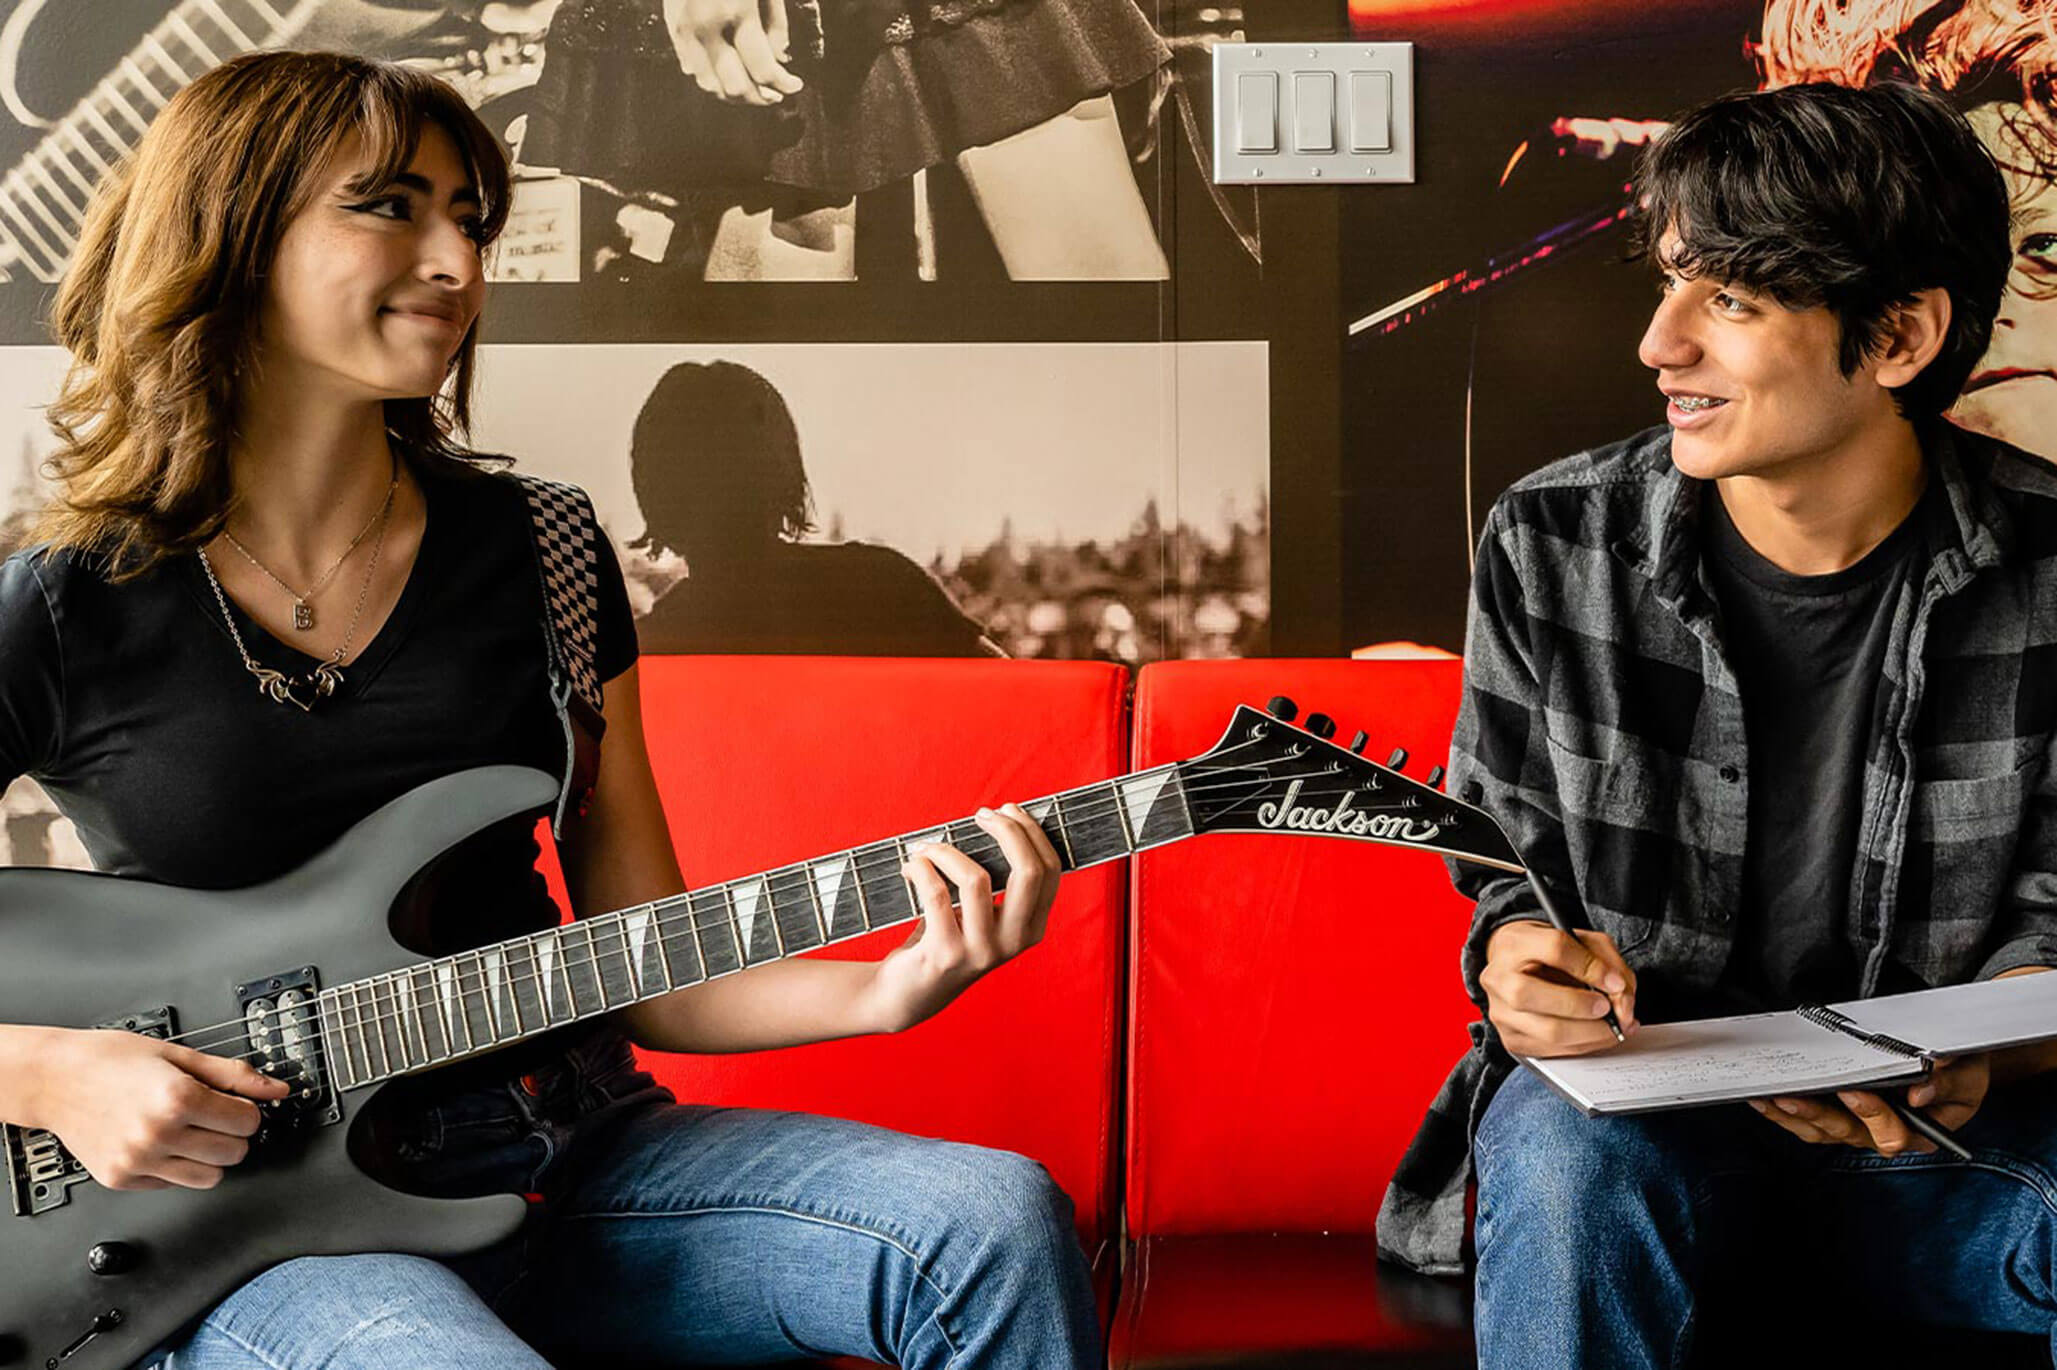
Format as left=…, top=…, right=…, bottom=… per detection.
left=1425, top=765, right=1446, bottom=789
left=1349, top=731, right=1369, bottom=755
left=1386, top=747, right=1409, bottom=771
left=1305, top=713, right=1337, bottom=741
left=1267, top=696, right=1299, bottom=722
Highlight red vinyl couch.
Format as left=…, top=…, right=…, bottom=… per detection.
left=543, top=654, right=2041, bottom=1367
left=537, top=654, right=1479, bottom=1368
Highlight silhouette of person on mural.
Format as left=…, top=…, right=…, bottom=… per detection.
left=630, top=360, right=995, bottom=655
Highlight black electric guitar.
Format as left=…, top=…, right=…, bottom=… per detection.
left=0, top=697, right=1523, bottom=1368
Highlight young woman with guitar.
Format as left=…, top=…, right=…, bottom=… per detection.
left=0, top=48, right=1097, bottom=1368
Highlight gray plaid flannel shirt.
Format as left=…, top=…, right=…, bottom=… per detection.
left=1376, top=421, right=2057, bottom=1276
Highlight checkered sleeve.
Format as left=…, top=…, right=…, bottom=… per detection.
left=1450, top=502, right=1569, bottom=1012
left=1982, top=728, right=2057, bottom=979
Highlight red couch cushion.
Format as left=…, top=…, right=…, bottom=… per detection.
left=1126, top=658, right=1480, bottom=1236
left=614, top=656, right=1131, bottom=1255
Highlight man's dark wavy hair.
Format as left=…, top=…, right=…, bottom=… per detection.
left=1633, top=81, right=2013, bottom=422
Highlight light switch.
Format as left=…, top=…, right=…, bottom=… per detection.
left=1235, top=72, right=1278, bottom=154
left=1348, top=70, right=1392, bottom=153
left=1293, top=71, right=1336, bottom=153
left=1212, top=42, right=1413, bottom=184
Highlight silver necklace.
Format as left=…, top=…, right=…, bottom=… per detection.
left=220, top=471, right=399, bottom=631
left=198, top=485, right=397, bottom=711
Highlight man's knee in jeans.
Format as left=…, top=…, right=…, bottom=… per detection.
left=1475, top=1067, right=1697, bottom=1268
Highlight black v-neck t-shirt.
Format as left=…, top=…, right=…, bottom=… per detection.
left=0, top=461, right=637, bottom=953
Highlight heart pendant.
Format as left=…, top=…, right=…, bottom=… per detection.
left=254, top=664, right=343, bottom=712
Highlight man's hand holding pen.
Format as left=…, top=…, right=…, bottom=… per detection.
left=1481, top=920, right=1641, bottom=1057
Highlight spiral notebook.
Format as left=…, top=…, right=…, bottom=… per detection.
left=1524, top=971, right=2057, bottom=1116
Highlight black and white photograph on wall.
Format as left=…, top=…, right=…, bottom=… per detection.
left=0, top=338, right=1268, bottom=860
left=456, top=341, right=1271, bottom=660
left=0, top=0, right=1265, bottom=342
left=0, top=339, right=1270, bottom=657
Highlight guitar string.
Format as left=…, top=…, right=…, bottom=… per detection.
left=169, top=768, right=1446, bottom=1079
left=164, top=766, right=1453, bottom=1071
left=165, top=766, right=1451, bottom=1075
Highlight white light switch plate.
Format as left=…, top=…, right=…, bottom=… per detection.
left=1212, top=42, right=1414, bottom=185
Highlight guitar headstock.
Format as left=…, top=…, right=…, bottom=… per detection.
left=1178, top=698, right=1523, bottom=872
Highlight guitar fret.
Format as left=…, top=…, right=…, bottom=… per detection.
left=196, top=0, right=260, bottom=47
left=436, top=961, right=471, bottom=1053
left=852, top=851, right=875, bottom=931
left=555, top=929, right=585, bottom=1018
left=5, top=172, right=72, bottom=245
left=507, top=940, right=546, bottom=1033
left=89, top=93, right=148, bottom=143
left=79, top=104, right=132, bottom=158
left=140, top=34, right=193, bottom=85
left=408, top=967, right=446, bottom=1064
left=62, top=125, right=114, bottom=178
left=317, top=991, right=354, bottom=1091
left=1047, top=795, right=1078, bottom=866
left=606, top=913, right=645, bottom=1001
left=166, top=13, right=224, bottom=66
left=397, top=973, right=424, bottom=1065
left=345, top=982, right=375, bottom=1078
left=0, top=196, right=59, bottom=266
left=1111, top=784, right=1137, bottom=853
left=361, top=982, right=392, bottom=1079
left=116, top=58, right=168, bottom=108
left=25, top=159, right=82, bottom=223
left=459, top=953, right=496, bottom=1046
left=622, top=905, right=661, bottom=998
left=567, top=922, right=606, bottom=1013
left=43, top=145, right=96, bottom=200
left=767, top=871, right=816, bottom=956
left=793, top=864, right=829, bottom=943
left=656, top=897, right=705, bottom=986
left=380, top=976, right=409, bottom=1073
left=234, top=0, right=292, bottom=30
left=722, top=884, right=756, bottom=966
left=694, top=890, right=743, bottom=976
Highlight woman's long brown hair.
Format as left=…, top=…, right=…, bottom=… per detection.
left=32, top=50, right=513, bottom=576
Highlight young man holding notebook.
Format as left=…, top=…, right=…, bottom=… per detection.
left=1377, top=82, right=2057, bottom=1362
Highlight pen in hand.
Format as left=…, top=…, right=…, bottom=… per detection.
left=1521, top=868, right=1628, bottom=1044
left=1883, top=1095, right=1973, bottom=1160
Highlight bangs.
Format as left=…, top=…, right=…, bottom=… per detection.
left=320, top=66, right=513, bottom=248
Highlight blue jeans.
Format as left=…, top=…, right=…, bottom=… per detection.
left=1473, top=1063, right=2057, bottom=1369
left=157, top=1032, right=1100, bottom=1368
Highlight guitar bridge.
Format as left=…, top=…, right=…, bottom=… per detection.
left=5, top=1008, right=174, bottom=1218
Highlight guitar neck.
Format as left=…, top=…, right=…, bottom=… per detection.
left=0, top=0, right=315, bottom=282
left=312, top=765, right=1194, bottom=1091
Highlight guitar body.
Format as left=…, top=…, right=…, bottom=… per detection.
left=0, top=765, right=557, bottom=1370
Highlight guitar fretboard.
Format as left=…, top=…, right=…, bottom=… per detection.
left=303, top=766, right=1193, bottom=1091
left=0, top=0, right=315, bottom=282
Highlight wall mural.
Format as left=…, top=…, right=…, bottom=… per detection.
left=0, top=0, right=1273, bottom=864
left=1341, top=0, right=2055, bottom=650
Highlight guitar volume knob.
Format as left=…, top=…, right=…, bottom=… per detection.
left=86, top=1243, right=138, bottom=1277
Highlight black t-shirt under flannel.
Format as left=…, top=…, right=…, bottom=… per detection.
left=1702, top=482, right=1934, bottom=1010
